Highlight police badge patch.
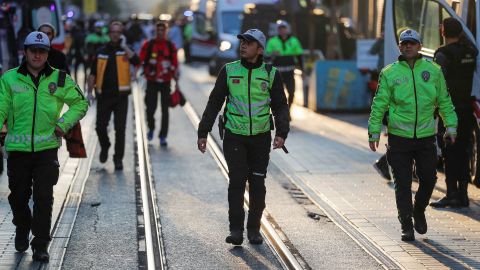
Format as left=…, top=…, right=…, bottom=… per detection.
left=422, top=71, right=430, bottom=82
left=261, top=81, right=268, bottom=92
left=48, top=82, right=57, bottom=94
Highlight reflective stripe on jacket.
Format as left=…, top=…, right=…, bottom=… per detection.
left=0, top=65, right=88, bottom=152
left=95, top=51, right=132, bottom=93
left=368, top=56, right=457, bottom=141
left=225, top=60, right=276, bottom=136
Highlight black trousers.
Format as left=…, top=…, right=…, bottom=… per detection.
left=145, top=81, right=170, bottom=138
left=387, top=134, right=437, bottom=218
left=442, top=108, right=475, bottom=196
left=7, top=149, right=59, bottom=249
left=223, top=130, right=271, bottom=232
left=96, top=94, right=128, bottom=163
left=281, top=71, right=295, bottom=109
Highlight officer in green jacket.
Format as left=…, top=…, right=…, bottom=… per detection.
left=368, top=29, right=457, bottom=242
left=0, top=31, right=88, bottom=261
left=197, top=29, right=290, bottom=246
left=265, top=20, right=304, bottom=119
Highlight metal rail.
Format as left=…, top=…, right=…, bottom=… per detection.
left=183, top=102, right=306, bottom=270
left=132, top=82, right=167, bottom=270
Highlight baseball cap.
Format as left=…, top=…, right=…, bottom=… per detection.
left=399, top=29, right=421, bottom=44
left=237, top=29, right=266, bottom=48
left=24, top=31, right=50, bottom=51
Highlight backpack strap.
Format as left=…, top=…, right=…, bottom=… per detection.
left=58, top=70, right=67, bottom=87
left=143, top=39, right=155, bottom=67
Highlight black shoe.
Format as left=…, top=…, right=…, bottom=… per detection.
left=401, top=229, right=415, bottom=241
left=373, top=156, right=391, bottom=180
left=413, top=209, right=427, bottom=235
left=247, top=230, right=263, bottom=245
left=225, top=230, right=243, bottom=246
left=32, top=247, right=49, bottom=262
left=114, top=161, right=123, bottom=171
left=429, top=196, right=459, bottom=208
left=14, top=230, right=29, bottom=252
left=99, top=146, right=109, bottom=163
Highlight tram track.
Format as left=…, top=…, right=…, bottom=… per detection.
left=133, top=83, right=168, bottom=270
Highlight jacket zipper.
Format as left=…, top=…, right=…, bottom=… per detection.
left=410, top=68, right=418, bottom=138
left=31, top=87, right=38, bottom=152
left=248, top=69, right=253, bottom=135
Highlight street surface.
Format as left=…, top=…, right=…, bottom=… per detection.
left=0, top=62, right=478, bottom=269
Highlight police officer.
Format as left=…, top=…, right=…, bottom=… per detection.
left=430, top=18, right=478, bottom=208
left=368, top=29, right=457, bottom=241
left=265, top=20, right=304, bottom=120
left=197, top=29, right=289, bottom=245
left=0, top=31, right=88, bottom=261
left=87, top=21, right=140, bottom=170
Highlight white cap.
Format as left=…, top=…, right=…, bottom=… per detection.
left=399, top=29, right=421, bottom=44
left=24, top=31, right=50, bottom=51
left=237, top=29, right=266, bottom=48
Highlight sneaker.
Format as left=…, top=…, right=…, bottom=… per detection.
left=225, top=230, right=243, bottom=246
left=32, top=247, right=49, bottom=262
left=247, top=230, right=263, bottom=245
left=147, top=130, right=154, bottom=141
left=14, top=230, right=29, bottom=252
left=160, top=137, right=167, bottom=147
left=373, top=155, right=391, bottom=180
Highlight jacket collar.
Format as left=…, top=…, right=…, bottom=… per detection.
left=240, top=55, right=264, bottom=70
left=398, top=53, right=423, bottom=68
left=17, top=61, right=54, bottom=77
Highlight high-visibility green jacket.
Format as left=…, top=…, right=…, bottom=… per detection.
left=225, top=60, right=276, bottom=135
left=0, top=63, right=88, bottom=152
left=368, top=56, right=457, bottom=141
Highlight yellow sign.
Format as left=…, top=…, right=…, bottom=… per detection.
left=83, top=0, right=97, bottom=14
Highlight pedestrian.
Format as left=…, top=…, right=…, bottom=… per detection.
left=37, top=23, right=70, bottom=73
left=368, top=29, right=457, bottom=241
left=68, top=20, right=87, bottom=82
left=0, top=31, right=88, bottom=261
left=197, top=29, right=290, bottom=245
left=85, top=21, right=109, bottom=71
left=139, top=21, right=178, bottom=146
left=87, top=21, right=140, bottom=170
left=167, top=19, right=184, bottom=51
left=430, top=18, right=478, bottom=208
left=265, top=20, right=304, bottom=120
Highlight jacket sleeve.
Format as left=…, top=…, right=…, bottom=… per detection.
left=436, top=71, right=458, bottom=134
left=57, top=75, right=89, bottom=133
left=368, top=70, right=391, bottom=141
left=197, top=67, right=228, bottom=139
left=0, top=76, right=12, bottom=125
left=270, top=70, right=290, bottom=139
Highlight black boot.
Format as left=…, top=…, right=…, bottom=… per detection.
left=458, top=182, right=469, bottom=207
left=225, top=230, right=243, bottom=246
left=14, top=229, right=29, bottom=252
left=373, top=155, right=391, bottom=180
left=32, top=246, right=49, bottom=262
left=399, top=215, right=414, bottom=241
left=413, top=206, right=427, bottom=235
left=247, top=230, right=263, bottom=245
left=429, top=195, right=460, bottom=208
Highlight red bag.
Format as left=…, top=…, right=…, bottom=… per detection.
left=64, top=123, right=87, bottom=158
left=169, top=86, right=186, bottom=107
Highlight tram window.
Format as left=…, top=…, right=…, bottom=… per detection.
left=394, top=0, right=451, bottom=52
